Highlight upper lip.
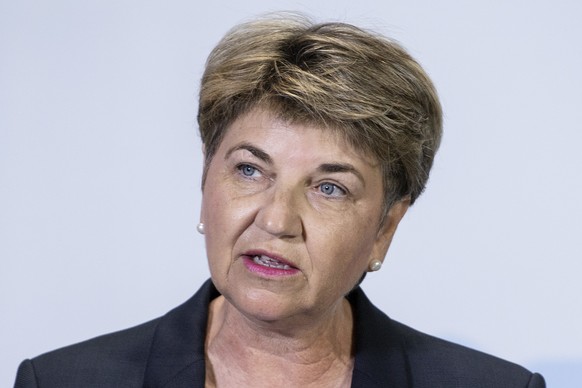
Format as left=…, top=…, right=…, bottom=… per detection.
left=241, top=249, right=298, bottom=269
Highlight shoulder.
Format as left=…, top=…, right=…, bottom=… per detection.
left=15, top=318, right=160, bottom=388
left=14, top=280, right=218, bottom=388
left=348, top=287, right=545, bottom=388
left=392, top=320, right=545, bottom=388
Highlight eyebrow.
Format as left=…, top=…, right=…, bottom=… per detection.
left=225, top=143, right=273, bottom=164
left=225, top=143, right=365, bottom=185
left=317, top=163, right=365, bottom=186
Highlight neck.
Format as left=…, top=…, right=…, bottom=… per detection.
left=205, top=296, right=354, bottom=387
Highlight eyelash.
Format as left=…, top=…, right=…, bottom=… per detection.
left=235, top=163, right=349, bottom=198
left=236, top=163, right=261, bottom=178
left=317, top=182, right=347, bottom=198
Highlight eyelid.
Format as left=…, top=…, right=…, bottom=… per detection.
left=317, top=181, right=349, bottom=198
left=236, top=162, right=262, bottom=177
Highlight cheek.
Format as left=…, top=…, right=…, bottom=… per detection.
left=205, top=195, right=256, bottom=237
left=202, top=174, right=259, bottom=258
left=310, top=216, right=377, bottom=271
left=203, top=164, right=257, bottom=225
left=202, top=166, right=236, bottom=227
left=201, top=171, right=232, bottom=266
left=307, top=229, right=373, bottom=300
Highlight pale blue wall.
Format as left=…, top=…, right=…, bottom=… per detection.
left=2, top=1, right=581, bottom=386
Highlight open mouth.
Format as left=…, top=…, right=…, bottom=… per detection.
left=252, top=255, right=293, bottom=270
left=242, top=251, right=299, bottom=275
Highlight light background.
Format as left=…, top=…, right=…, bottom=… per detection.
left=1, top=1, right=581, bottom=386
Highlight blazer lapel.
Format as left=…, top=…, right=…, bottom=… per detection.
left=143, top=279, right=218, bottom=388
left=348, top=287, right=412, bottom=388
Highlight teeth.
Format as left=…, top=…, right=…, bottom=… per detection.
left=253, top=255, right=291, bottom=270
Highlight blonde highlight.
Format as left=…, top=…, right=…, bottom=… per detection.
left=198, top=14, right=442, bottom=222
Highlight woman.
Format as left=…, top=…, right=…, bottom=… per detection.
left=15, top=14, right=545, bottom=387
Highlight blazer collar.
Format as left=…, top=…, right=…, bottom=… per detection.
left=143, top=280, right=411, bottom=388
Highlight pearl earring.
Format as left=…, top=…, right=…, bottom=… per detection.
left=197, top=223, right=205, bottom=234
left=369, top=260, right=382, bottom=272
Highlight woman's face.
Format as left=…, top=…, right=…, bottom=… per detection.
left=201, top=108, right=408, bottom=324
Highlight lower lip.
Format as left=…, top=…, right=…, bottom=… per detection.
left=242, top=257, right=300, bottom=277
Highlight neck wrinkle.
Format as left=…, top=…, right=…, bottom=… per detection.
left=205, top=295, right=355, bottom=386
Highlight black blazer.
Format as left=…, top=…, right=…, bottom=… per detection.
left=14, top=280, right=545, bottom=387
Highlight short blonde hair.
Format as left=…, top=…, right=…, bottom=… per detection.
left=198, top=14, right=442, bottom=221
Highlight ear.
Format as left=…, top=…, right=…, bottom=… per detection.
left=369, top=197, right=410, bottom=270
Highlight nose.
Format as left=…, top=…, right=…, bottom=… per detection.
left=255, top=186, right=303, bottom=239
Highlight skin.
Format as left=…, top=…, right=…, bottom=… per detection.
left=200, top=108, right=409, bottom=387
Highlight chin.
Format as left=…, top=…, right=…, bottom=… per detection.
left=229, top=286, right=306, bottom=324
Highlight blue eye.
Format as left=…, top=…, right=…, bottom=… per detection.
left=238, top=164, right=258, bottom=177
left=319, top=182, right=346, bottom=197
